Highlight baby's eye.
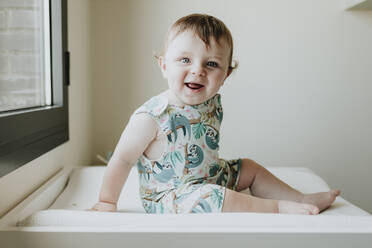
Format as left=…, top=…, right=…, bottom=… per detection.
left=206, top=61, right=219, bottom=67
left=181, top=58, right=190, bottom=63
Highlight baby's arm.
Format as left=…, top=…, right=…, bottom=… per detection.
left=90, top=113, right=157, bottom=212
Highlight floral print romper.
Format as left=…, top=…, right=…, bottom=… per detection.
left=134, top=93, right=241, bottom=214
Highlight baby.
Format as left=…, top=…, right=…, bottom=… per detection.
left=91, top=13, right=340, bottom=214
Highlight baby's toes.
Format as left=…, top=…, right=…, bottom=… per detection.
left=302, top=204, right=319, bottom=215
left=327, top=190, right=340, bottom=204
left=331, top=189, right=341, bottom=197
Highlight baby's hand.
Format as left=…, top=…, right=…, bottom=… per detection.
left=89, top=201, right=117, bottom=212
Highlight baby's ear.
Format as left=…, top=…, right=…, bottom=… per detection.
left=224, top=67, right=233, bottom=81
left=158, top=56, right=167, bottom=78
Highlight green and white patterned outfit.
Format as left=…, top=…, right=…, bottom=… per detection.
left=134, top=93, right=241, bottom=214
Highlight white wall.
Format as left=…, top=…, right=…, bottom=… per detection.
left=0, top=0, right=93, bottom=217
left=90, top=0, right=132, bottom=161
left=91, top=0, right=372, bottom=213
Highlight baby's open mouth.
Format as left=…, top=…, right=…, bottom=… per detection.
left=185, top=83, right=204, bottom=90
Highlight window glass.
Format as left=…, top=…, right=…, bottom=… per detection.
left=0, top=0, right=51, bottom=113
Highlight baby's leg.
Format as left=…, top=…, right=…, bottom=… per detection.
left=236, top=158, right=340, bottom=213
left=222, top=188, right=319, bottom=214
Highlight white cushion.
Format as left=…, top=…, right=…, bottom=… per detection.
left=50, top=166, right=145, bottom=212
left=17, top=166, right=370, bottom=228
left=46, top=166, right=367, bottom=215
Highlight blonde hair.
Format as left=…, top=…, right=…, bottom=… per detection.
left=156, top=13, right=237, bottom=70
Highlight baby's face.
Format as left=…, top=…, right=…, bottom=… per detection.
left=160, top=30, right=231, bottom=106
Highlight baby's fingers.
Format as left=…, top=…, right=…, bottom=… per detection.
left=88, top=202, right=117, bottom=212
left=86, top=207, right=98, bottom=211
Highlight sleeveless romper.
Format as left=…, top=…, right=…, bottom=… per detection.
left=133, top=93, right=241, bottom=214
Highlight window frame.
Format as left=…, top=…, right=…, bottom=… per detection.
left=0, top=0, right=69, bottom=178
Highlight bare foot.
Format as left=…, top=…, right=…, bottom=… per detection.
left=278, top=200, right=319, bottom=215
left=301, top=189, right=340, bottom=213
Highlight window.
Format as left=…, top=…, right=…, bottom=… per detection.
left=0, top=0, right=69, bottom=177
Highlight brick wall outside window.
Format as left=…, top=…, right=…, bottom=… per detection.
left=0, top=0, right=45, bottom=112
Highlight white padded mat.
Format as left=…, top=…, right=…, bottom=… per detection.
left=18, top=166, right=370, bottom=227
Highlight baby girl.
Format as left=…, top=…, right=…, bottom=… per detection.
left=91, top=13, right=340, bottom=214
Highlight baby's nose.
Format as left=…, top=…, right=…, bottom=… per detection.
left=191, top=63, right=206, bottom=76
